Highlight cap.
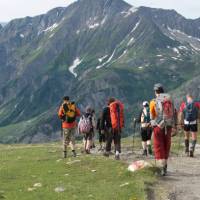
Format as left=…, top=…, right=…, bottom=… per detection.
left=143, top=101, right=149, bottom=107
left=153, top=83, right=163, bottom=91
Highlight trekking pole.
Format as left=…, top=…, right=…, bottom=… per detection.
left=84, top=134, right=88, bottom=153
left=132, top=118, right=137, bottom=153
left=61, top=121, right=63, bottom=138
left=177, top=127, right=183, bottom=157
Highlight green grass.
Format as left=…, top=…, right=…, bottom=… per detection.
left=0, top=143, right=157, bottom=200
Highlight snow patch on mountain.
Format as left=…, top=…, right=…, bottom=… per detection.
left=20, top=34, right=25, bottom=38
left=171, top=47, right=182, bottom=57
left=98, top=55, right=108, bottom=63
left=168, top=27, right=200, bottom=41
left=101, top=16, right=107, bottom=25
left=96, top=49, right=116, bottom=69
left=88, top=23, right=100, bottom=29
left=178, top=46, right=188, bottom=50
left=131, top=20, right=141, bottom=33
left=69, top=58, right=82, bottom=78
left=121, top=7, right=138, bottom=17
left=119, top=50, right=127, bottom=59
left=190, top=44, right=200, bottom=52
left=43, top=23, right=59, bottom=32
left=127, top=37, right=134, bottom=46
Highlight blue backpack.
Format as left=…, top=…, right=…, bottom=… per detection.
left=184, top=102, right=198, bottom=122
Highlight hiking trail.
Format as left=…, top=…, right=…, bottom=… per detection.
left=115, top=144, right=200, bottom=200
left=153, top=143, right=200, bottom=200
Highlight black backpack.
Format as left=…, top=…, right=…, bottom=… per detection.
left=184, top=102, right=198, bottom=122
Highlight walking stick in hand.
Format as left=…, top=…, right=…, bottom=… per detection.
left=132, top=118, right=137, bottom=153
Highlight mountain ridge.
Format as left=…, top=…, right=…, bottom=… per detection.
left=0, top=0, right=200, bottom=143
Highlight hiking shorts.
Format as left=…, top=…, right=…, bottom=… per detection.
left=184, top=124, right=198, bottom=132
left=63, top=128, right=76, bottom=145
left=141, top=128, right=152, bottom=142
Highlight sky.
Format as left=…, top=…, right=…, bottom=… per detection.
left=0, top=0, right=200, bottom=22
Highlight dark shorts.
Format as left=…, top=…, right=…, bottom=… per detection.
left=141, top=128, right=152, bottom=142
left=184, top=124, right=198, bottom=132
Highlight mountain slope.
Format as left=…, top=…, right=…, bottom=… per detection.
left=0, top=0, right=200, bottom=143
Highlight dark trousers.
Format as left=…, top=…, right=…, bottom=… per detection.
left=98, top=130, right=106, bottom=143
left=105, top=128, right=121, bottom=153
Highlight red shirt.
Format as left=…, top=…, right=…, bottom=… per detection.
left=179, top=101, right=200, bottom=113
left=58, top=106, right=81, bottom=129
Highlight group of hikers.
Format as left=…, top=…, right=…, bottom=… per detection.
left=58, top=83, right=200, bottom=176
left=58, top=96, right=124, bottom=160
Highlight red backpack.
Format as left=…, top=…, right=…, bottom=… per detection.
left=155, top=93, right=175, bottom=128
left=109, top=100, right=124, bottom=130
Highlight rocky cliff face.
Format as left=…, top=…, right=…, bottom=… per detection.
left=0, top=0, right=200, bottom=143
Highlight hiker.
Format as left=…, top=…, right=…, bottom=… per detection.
left=91, top=109, right=96, bottom=149
left=150, top=83, right=176, bottom=176
left=101, top=102, right=112, bottom=156
left=135, top=101, right=153, bottom=156
left=78, top=106, right=95, bottom=154
left=58, top=96, right=80, bottom=158
left=102, top=97, right=124, bottom=160
left=97, top=111, right=106, bottom=151
left=178, top=94, right=200, bottom=157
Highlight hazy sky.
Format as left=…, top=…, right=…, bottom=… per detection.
left=0, top=0, right=200, bottom=22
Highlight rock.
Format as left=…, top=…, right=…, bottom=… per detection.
left=54, top=186, right=65, bottom=193
left=33, top=183, right=42, bottom=187
left=120, top=182, right=130, bottom=187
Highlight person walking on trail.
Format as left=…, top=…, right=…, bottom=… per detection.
left=58, top=96, right=81, bottom=158
left=103, top=98, right=124, bottom=160
left=135, top=101, right=153, bottom=156
left=91, top=109, right=96, bottom=149
left=97, top=112, right=106, bottom=151
left=78, top=106, right=95, bottom=154
left=150, top=83, right=176, bottom=176
left=178, top=94, right=200, bottom=157
left=101, top=102, right=113, bottom=156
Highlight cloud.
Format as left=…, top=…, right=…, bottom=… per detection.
left=126, top=0, right=200, bottom=19
left=0, top=0, right=199, bottom=22
left=0, top=0, right=74, bottom=22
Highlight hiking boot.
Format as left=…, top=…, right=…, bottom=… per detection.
left=72, top=150, right=76, bottom=157
left=63, top=151, right=67, bottom=158
left=98, top=146, right=102, bottom=151
left=115, top=154, right=120, bottom=160
left=85, top=149, right=90, bottom=154
left=161, top=167, right=166, bottom=176
left=185, top=148, right=189, bottom=156
left=142, top=149, right=147, bottom=156
left=189, top=150, right=194, bottom=157
left=164, top=164, right=167, bottom=175
left=185, top=140, right=189, bottom=156
left=103, top=152, right=109, bottom=157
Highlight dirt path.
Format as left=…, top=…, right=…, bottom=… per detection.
left=117, top=144, right=200, bottom=200
left=154, top=144, right=200, bottom=200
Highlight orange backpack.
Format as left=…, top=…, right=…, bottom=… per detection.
left=109, top=100, right=124, bottom=130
